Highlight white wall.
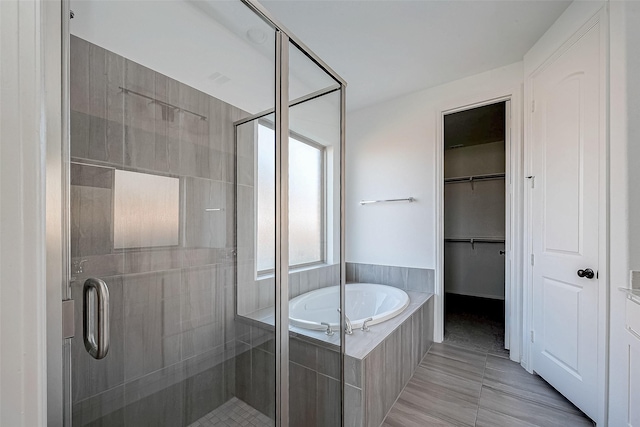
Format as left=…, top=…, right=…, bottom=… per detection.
left=346, top=62, right=523, bottom=269
left=0, top=0, right=52, bottom=425
left=609, top=1, right=640, bottom=425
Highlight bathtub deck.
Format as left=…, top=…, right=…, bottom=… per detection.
left=240, top=288, right=435, bottom=427
left=240, top=289, right=433, bottom=360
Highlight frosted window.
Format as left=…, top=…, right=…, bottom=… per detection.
left=256, top=125, right=276, bottom=271
left=256, top=124, right=324, bottom=271
left=113, top=170, right=180, bottom=249
left=288, top=136, right=323, bottom=265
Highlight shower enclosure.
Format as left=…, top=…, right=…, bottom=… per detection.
left=62, top=0, right=345, bottom=425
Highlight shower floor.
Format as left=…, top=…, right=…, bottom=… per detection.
left=188, top=397, right=273, bottom=427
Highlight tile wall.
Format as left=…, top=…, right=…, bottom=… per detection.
left=234, top=319, right=342, bottom=425
left=345, top=297, right=434, bottom=427
left=632, top=270, right=640, bottom=289
left=70, top=35, right=249, bottom=425
left=346, top=262, right=435, bottom=293
left=70, top=35, right=417, bottom=427
left=237, top=263, right=341, bottom=317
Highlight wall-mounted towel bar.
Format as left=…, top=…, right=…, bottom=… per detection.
left=444, top=173, right=505, bottom=184
left=360, top=197, right=415, bottom=205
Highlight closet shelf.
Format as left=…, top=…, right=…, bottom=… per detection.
left=444, top=173, right=505, bottom=184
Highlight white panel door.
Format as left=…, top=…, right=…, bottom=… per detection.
left=531, top=20, right=602, bottom=419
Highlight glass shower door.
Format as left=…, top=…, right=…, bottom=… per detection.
left=286, top=43, right=345, bottom=426
left=67, top=1, right=277, bottom=425
left=64, top=1, right=346, bottom=425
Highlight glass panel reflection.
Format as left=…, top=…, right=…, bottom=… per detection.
left=287, top=43, right=343, bottom=427
left=69, top=0, right=277, bottom=425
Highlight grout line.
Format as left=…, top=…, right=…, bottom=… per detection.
left=473, top=351, right=489, bottom=426
left=479, top=382, right=590, bottom=420
left=478, top=356, right=593, bottom=425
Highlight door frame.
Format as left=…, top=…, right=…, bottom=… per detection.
left=523, top=8, right=608, bottom=425
left=435, top=86, right=524, bottom=364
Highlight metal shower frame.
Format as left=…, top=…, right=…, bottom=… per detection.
left=50, top=0, right=347, bottom=426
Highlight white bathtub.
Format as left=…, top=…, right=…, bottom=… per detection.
left=289, top=283, right=410, bottom=331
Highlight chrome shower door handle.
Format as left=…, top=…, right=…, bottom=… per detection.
left=83, top=278, right=110, bottom=359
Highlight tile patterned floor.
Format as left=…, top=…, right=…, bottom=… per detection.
left=382, top=343, right=594, bottom=427
left=188, top=397, right=273, bottom=427
left=444, top=294, right=509, bottom=358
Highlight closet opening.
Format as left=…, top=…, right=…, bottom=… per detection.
left=443, top=101, right=509, bottom=357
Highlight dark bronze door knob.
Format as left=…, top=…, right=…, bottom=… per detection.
left=577, top=268, right=595, bottom=279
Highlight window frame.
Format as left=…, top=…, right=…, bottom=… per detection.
left=255, top=120, right=327, bottom=276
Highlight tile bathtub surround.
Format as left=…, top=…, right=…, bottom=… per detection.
left=345, top=296, right=434, bottom=427
left=234, top=319, right=342, bottom=424
left=237, top=263, right=341, bottom=316
left=289, top=263, right=341, bottom=299
left=346, top=262, right=435, bottom=293
left=287, top=336, right=342, bottom=425
left=70, top=35, right=251, bottom=426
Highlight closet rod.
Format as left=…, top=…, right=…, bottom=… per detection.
left=444, top=173, right=505, bottom=184
left=444, top=238, right=505, bottom=243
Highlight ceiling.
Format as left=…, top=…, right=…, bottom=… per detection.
left=70, top=0, right=571, bottom=126
left=261, top=0, right=571, bottom=111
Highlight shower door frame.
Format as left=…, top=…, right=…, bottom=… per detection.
left=49, top=1, right=348, bottom=426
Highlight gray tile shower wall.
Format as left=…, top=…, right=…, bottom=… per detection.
left=234, top=320, right=342, bottom=424
left=234, top=322, right=276, bottom=420
left=346, top=262, right=435, bottom=293
left=70, top=35, right=248, bottom=426
left=632, top=270, right=640, bottom=289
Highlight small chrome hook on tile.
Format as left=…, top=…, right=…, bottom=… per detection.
left=73, top=259, right=88, bottom=275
